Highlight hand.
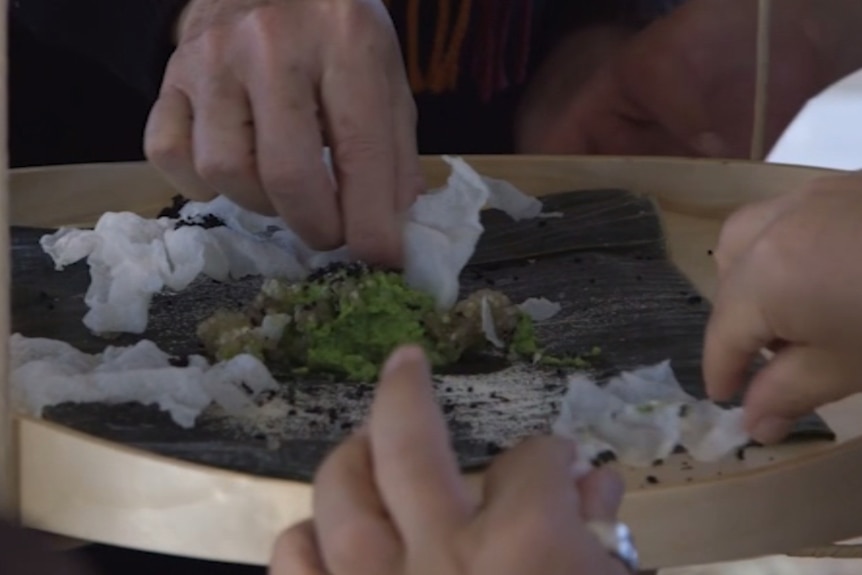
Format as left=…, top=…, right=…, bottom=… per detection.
left=270, top=345, right=628, bottom=575
left=145, top=0, right=424, bottom=267
left=520, top=0, right=835, bottom=158
left=704, top=172, right=862, bottom=444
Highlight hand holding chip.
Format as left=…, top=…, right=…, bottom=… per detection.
left=704, top=171, right=862, bottom=444
left=144, top=0, right=424, bottom=268
left=270, top=345, right=630, bottom=575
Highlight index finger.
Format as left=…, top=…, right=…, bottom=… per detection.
left=322, top=43, right=401, bottom=268
left=702, top=261, right=775, bottom=402
left=369, top=346, right=474, bottom=545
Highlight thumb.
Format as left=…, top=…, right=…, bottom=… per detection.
left=577, top=466, right=624, bottom=521
left=743, top=346, right=854, bottom=444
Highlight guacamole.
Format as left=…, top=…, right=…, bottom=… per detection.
left=197, top=263, right=596, bottom=381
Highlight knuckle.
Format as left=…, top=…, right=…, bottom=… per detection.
left=335, top=130, right=387, bottom=164
left=144, top=135, right=188, bottom=170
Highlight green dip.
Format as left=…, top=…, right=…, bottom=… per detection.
left=197, top=263, right=598, bottom=382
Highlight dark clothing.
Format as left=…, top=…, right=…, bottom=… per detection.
left=8, top=0, right=687, bottom=166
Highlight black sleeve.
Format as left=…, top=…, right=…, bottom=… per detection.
left=10, top=0, right=190, bottom=101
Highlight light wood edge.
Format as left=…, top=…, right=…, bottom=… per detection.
left=18, top=415, right=862, bottom=569
left=10, top=156, right=861, bottom=569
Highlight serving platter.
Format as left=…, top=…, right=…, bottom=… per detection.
left=5, top=156, right=862, bottom=570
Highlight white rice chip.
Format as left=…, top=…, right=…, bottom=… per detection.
left=483, top=175, right=544, bottom=220
left=517, top=297, right=562, bottom=322
left=41, top=155, right=551, bottom=334
left=10, top=334, right=278, bottom=429
left=552, top=361, right=749, bottom=468
left=480, top=296, right=506, bottom=349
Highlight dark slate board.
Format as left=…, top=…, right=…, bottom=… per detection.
left=11, top=189, right=835, bottom=482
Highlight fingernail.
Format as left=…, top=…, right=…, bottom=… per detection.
left=380, top=345, right=426, bottom=379
left=751, top=416, right=793, bottom=445
left=692, top=131, right=728, bottom=157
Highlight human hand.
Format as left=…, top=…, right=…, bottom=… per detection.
left=704, top=172, right=862, bottom=444
left=520, top=0, right=833, bottom=158
left=270, top=345, right=630, bottom=575
left=145, top=0, right=424, bottom=267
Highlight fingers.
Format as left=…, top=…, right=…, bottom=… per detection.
left=713, top=194, right=801, bottom=276
left=269, top=520, right=328, bottom=575
left=369, top=346, right=473, bottom=544
left=702, top=255, right=775, bottom=402
left=312, top=429, right=401, bottom=575
left=577, top=466, right=625, bottom=522
left=481, top=436, right=580, bottom=522
left=322, top=51, right=402, bottom=267
left=743, top=346, right=852, bottom=444
left=249, top=59, right=342, bottom=251
left=192, top=78, right=270, bottom=214
left=390, top=84, right=425, bottom=213
left=145, top=87, right=216, bottom=201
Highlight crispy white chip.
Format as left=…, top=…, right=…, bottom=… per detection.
left=552, top=361, right=749, bottom=469
left=10, top=334, right=278, bottom=428
left=40, top=155, right=550, bottom=334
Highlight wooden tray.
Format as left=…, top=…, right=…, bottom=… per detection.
left=6, top=156, right=862, bottom=570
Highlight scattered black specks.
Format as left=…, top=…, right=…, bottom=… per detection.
left=442, top=403, right=456, bottom=415
left=252, top=433, right=266, bottom=441
left=288, top=409, right=298, bottom=416
left=707, top=249, right=714, bottom=256
left=735, top=447, right=747, bottom=461
left=678, top=405, right=690, bottom=418
left=592, top=450, right=617, bottom=467
left=686, top=295, right=703, bottom=305
left=340, top=421, right=352, bottom=430
left=467, top=387, right=474, bottom=393
left=646, top=475, right=659, bottom=485
left=157, top=195, right=190, bottom=219
left=239, top=381, right=254, bottom=395
left=175, top=214, right=225, bottom=230
left=327, top=407, right=338, bottom=424
left=468, top=402, right=480, bottom=409
left=445, top=386, right=453, bottom=393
